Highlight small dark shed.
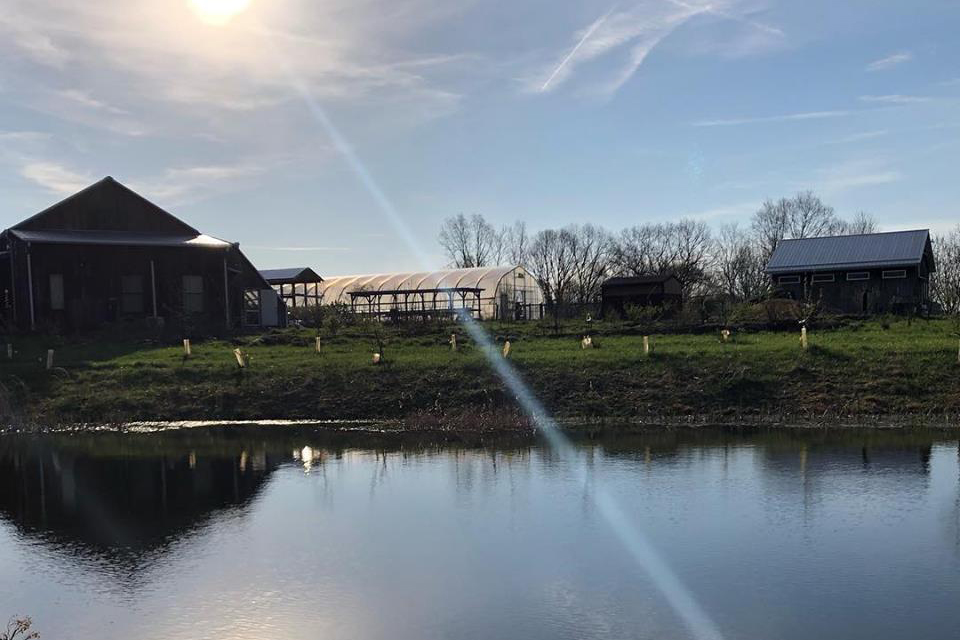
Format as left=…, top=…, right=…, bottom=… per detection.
left=600, top=274, right=683, bottom=317
left=765, top=229, right=936, bottom=315
left=0, top=177, right=284, bottom=333
left=259, top=267, right=324, bottom=308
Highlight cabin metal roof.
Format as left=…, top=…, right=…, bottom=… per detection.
left=765, top=230, right=933, bottom=274
left=259, top=267, right=324, bottom=284
left=7, top=228, right=231, bottom=249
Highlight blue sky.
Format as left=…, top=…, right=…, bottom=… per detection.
left=1, top=0, right=958, bottom=274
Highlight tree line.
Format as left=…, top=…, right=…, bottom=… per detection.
left=438, top=191, right=886, bottom=306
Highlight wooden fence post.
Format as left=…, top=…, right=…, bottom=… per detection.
left=643, top=336, right=650, bottom=355
left=46, top=349, right=54, bottom=370
left=183, top=339, right=192, bottom=357
left=800, top=326, right=808, bottom=350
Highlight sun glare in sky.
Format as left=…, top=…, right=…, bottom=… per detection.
left=188, top=0, right=252, bottom=25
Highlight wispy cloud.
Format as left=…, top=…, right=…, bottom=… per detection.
left=866, top=51, right=912, bottom=71
left=532, top=0, right=783, bottom=98
left=0, top=130, right=52, bottom=142
left=20, top=162, right=93, bottom=195
left=692, top=110, right=850, bottom=127
left=680, top=200, right=760, bottom=222
left=56, top=89, right=129, bottom=114
left=816, top=159, right=902, bottom=195
left=859, top=94, right=931, bottom=104
left=0, top=15, right=70, bottom=67
left=129, top=163, right=268, bottom=203
left=821, top=130, right=889, bottom=145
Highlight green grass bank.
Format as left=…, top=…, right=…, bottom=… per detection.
left=3, top=317, right=960, bottom=427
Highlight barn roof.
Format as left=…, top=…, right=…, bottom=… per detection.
left=8, top=228, right=231, bottom=248
left=259, top=267, right=324, bottom=284
left=11, top=176, right=201, bottom=235
left=766, top=230, right=934, bottom=274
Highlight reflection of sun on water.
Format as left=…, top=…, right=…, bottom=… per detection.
left=188, top=0, right=252, bottom=25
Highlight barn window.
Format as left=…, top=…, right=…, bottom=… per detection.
left=243, top=289, right=261, bottom=325
left=811, top=273, right=835, bottom=283
left=778, top=275, right=801, bottom=285
left=49, top=274, right=64, bottom=311
left=847, top=272, right=870, bottom=281
left=121, top=275, right=144, bottom=314
left=882, top=269, right=907, bottom=279
left=183, top=275, right=204, bottom=313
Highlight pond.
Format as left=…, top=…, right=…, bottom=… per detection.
left=1, top=426, right=958, bottom=640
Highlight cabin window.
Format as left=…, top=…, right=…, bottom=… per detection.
left=811, top=273, right=835, bottom=283
left=778, top=275, right=801, bottom=285
left=183, top=275, right=204, bottom=313
left=121, top=275, right=144, bottom=314
left=847, top=272, right=870, bottom=281
left=882, top=269, right=907, bottom=279
left=49, top=274, right=64, bottom=311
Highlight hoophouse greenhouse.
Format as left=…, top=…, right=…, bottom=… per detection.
left=317, top=265, right=543, bottom=320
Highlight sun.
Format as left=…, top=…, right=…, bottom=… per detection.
left=188, top=0, right=252, bottom=25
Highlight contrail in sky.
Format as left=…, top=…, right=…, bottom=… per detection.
left=540, top=5, right=617, bottom=92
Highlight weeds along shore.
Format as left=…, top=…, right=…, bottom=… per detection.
left=3, top=316, right=960, bottom=429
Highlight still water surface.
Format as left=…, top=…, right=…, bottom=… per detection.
left=1, top=427, right=959, bottom=640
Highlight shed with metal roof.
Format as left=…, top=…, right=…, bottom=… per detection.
left=765, top=230, right=935, bottom=315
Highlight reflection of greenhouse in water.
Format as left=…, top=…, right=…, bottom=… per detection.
left=318, top=265, right=544, bottom=320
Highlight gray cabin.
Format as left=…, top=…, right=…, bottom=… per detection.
left=765, top=229, right=935, bottom=315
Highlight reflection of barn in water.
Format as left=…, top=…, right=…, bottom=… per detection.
left=0, top=435, right=283, bottom=571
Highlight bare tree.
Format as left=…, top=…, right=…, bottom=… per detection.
left=670, top=219, right=713, bottom=295
left=751, top=192, right=843, bottom=262
left=713, top=224, right=769, bottom=301
left=788, top=191, right=842, bottom=239
left=840, top=210, right=879, bottom=235
left=610, top=224, right=666, bottom=277
left=567, top=224, right=613, bottom=303
left=438, top=213, right=501, bottom=268
left=527, top=228, right=576, bottom=305
left=751, top=198, right=791, bottom=263
left=610, top=219, right=711, bottom=296
left=932, top=227, right=960, bottom=315
left=501, top=220, right=529, bottom=266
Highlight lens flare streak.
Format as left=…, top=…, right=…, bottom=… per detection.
left=267, top=33, right=726, bottom=640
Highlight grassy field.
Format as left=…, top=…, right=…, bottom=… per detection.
left=3, top=316, right=960, bottom=427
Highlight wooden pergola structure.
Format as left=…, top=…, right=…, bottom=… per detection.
left=259, top=267, right=324, bottom=308
left=348, top=286, right=484, bottom=320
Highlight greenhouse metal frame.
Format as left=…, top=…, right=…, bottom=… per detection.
left=317, top=265, right=542, bottom=320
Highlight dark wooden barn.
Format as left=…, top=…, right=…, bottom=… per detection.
left=0, top=177, right=284, bottom=333
left=600, top=274, right=683, bottom=317
left=765, top=229, right=936, bottom=315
